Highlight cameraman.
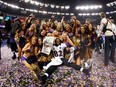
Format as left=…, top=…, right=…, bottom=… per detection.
left=0, top=30, right=2, bottom=59
left=100, top=12, right=116, bottom=66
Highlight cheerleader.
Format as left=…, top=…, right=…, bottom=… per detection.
left=79, top=26, right=92, bottom=68
left=25, top=24, right=37, bottom=43
left=21, top=36, right=38, bottom=70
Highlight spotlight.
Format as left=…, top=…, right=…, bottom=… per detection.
left=66, top=13, right=69, bottom=15
left=39, top=11, right=43, bottom=13
left=61, top=13, right=65, bottom=15
left=89, top=5, right=94, bottom=9
left=61, top=6, right=65, bottom=9
left=56, top=5, right=60, bottom=8
left=40, top=3, right=44, bottom=6
left=35, top=1, right=40, bottom=6
left=51, top=4, right=55, bottom=8
left=57, top=12, right=60, bottom=15
left=33, top=10, right=38, bottom=13
left=48, top=12, right=52, bottom=14
left=65, top=6, right=70, bottom=9
left=30, top=0, right=34, bottom=4
left=43, top=11, right=47, bottom=14
left=45, top=4, right=49, bottom=7
left=80, top=6, right=85, bottom=10
left=24, top=0, right=29, bottom=3
left=70, top=13, right=74, bottom=15
left=76, top=6, right=80, bottom=9
left=85, top=6, right=89, bottom=10
left=78, top=13, right=83, bottom=16
left=86, top=13, right=90, bottom=16
left=91, top=13, right=95, bottom=15
left=20, top=7, right=24, bottom=10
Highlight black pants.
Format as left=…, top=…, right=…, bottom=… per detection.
left=10, top=42, right=17, bottom=52
left=105, top=36, right=115, bottom=65
left=96, top=37, right=103, bottom=51
left=46, top=58, right=81, bottom=77
left=0, top=43, right=1, bottom=59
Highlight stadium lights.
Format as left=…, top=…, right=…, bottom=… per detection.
left=91, top=13, right=95, bottom=15
left=110, top=11, right=114, bottom=14
left=106, top=4, right=110, bottom=7
left=106, top=12, right=110, bottom=14
left=25, top=8, right=30, bottom=11
left=40, top=3, right=44, bottom=6
left=51, top=4, right=55, bottom=8
left=56, top=5, right=60, bottom=8
left=53, top=12, right=56, bottom=15
left=0, top=0, right=75, bottom=16
left=24, top=0, right=29, bottom=3
left=85, top=6, right=89, bottom=10
left=21, top=0, right=70, bottom=10
left=70, top=13, right=74, bottom=15
left=89, top=5, right=94, bottom=9
left=78, top=13, right=100, bottom=16
left=86, top=13, right=90, bottom=16
left=114, top=11, right=116, bottom=13
left=39, top=11, right=43, bottom=13
left=83, top=13, right=86, bottom=16
left=65, top=6, right=70, bottom=9
left=43, top=11, right=47, bottom=14
left=61, top=6, right=65, bottom=9
left=48, top=12, right=52, bottom=14
left=30, top=0, right=34, bottom=4
left=45, top=4, right=49, bottom=7
left=78, top=13, right=83, bottom=16
left=57, top=12, right=60, bottom=15
left=35, top=1, right=40, bottom=6
left=33, top=10, right=38, bottom=13
left=4, top=2, right=20, bottom=9
left=20, top=7, right=24, bottom=10
left=4, top=2, right=8, bottom=5
left=106, top=1, right=116, bottom=7
left=0, top=0, right=3, bottom=3
left=29, top=9, right=33, bottom=12
left=76, top=5, right=102, bottom=10
left=66, top=13, right=69, bottom=15
left=61, top=13, right=65, bottom=15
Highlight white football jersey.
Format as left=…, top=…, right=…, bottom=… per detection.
left=52, top=43, right=67, bottom=59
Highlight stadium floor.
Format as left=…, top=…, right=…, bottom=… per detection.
left=0, top=41, right=116, bottom=87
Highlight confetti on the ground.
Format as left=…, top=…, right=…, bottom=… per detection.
left=0, top=42, right=116, bottom=87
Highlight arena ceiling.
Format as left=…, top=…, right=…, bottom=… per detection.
left=0, top=0, right=116, bottom=20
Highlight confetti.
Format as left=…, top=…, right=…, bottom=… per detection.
left=0, top=45, right=116, bottom=87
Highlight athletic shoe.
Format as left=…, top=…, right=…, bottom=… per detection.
left=37, top=74, right=47, bottom=85
left=12, top=53, right=16, bottom=60
left=83, top=68, right=90, bottom=76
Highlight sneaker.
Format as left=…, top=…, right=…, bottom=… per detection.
left=37, top=74, right=47, bottom=85
left=43, top=66, right=47, bottom=71
left=12, top=53, right=16, bottom=60
left=86, top=59, right=92, bottom=70
left=83, top=68, right=90, bottom=76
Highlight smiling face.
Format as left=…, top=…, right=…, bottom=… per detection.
left=81, top=26, right=85, bottom=34
left=55, top=38, right=61, bottom=46
left=41, top=30, right=46, bottom=36
left=62, top=33, right=67, bottom=40
left=38, top=38, right=42, bottom=45
left=66, top=26, right=71, bottom=32
left=31, top=36, right=37, bottom=45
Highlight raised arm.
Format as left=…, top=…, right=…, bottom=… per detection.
left=22, top=43, right=30, bottom=52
